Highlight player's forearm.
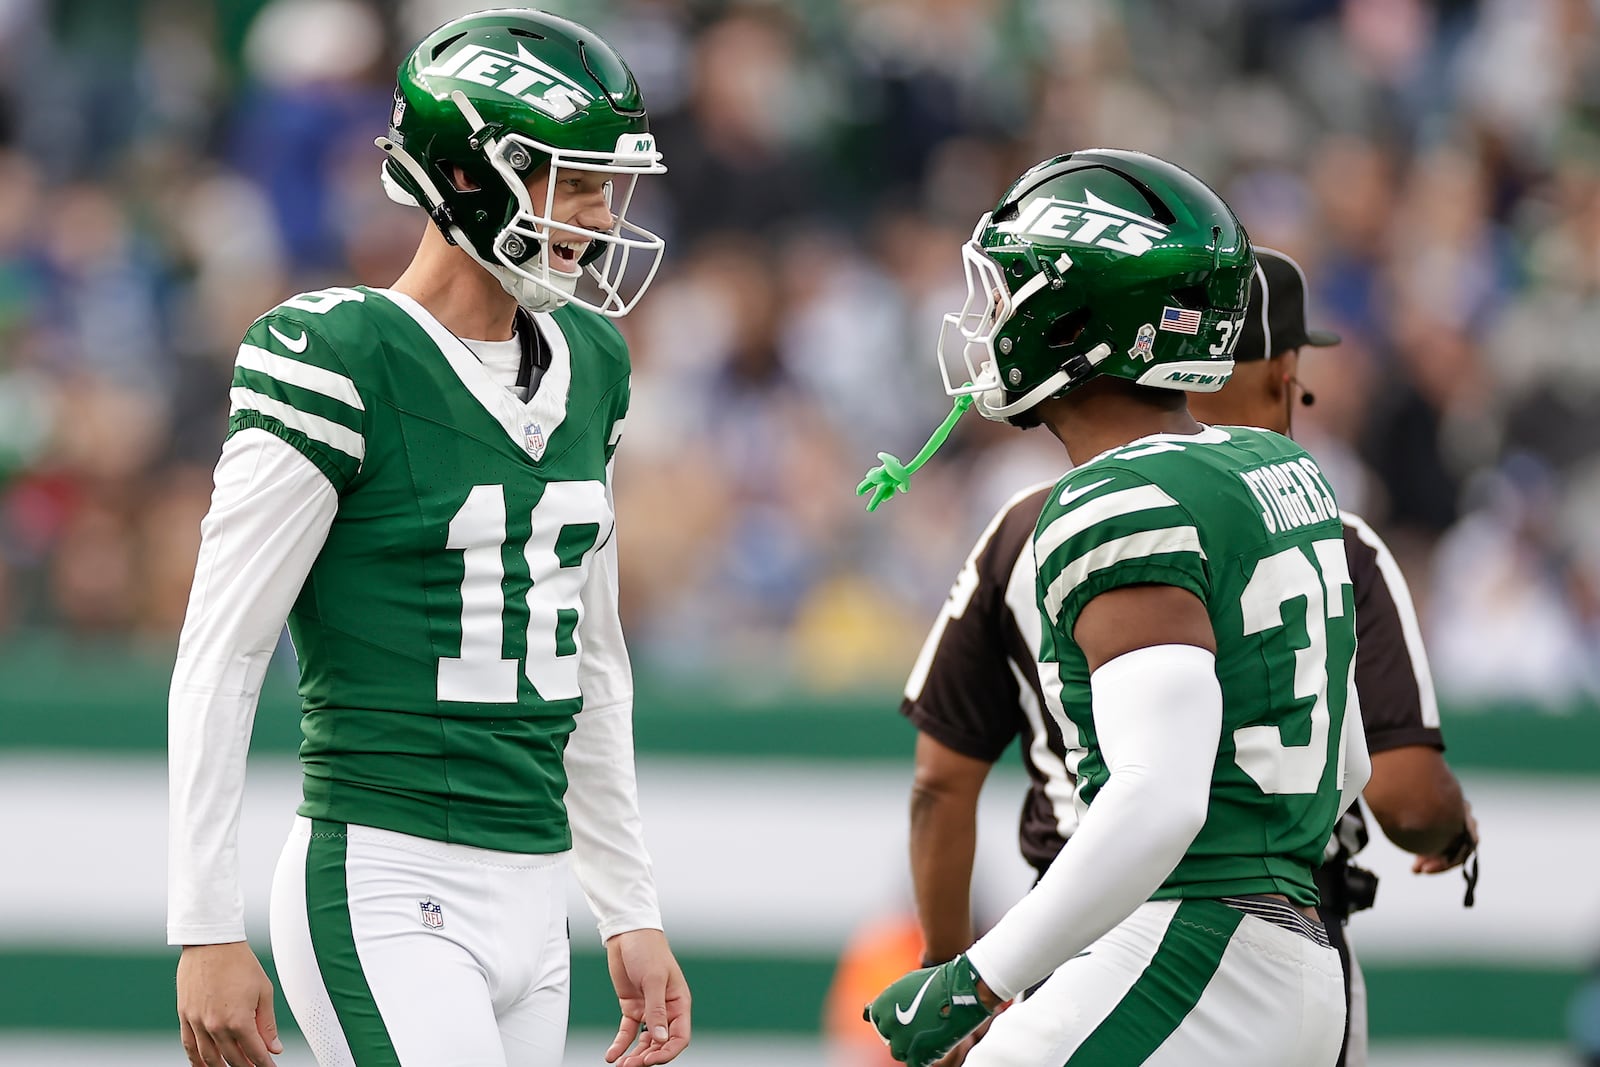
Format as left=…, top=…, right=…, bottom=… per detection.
left=966, top=646, right=1218, bottom=1000
left=909, top=783, right=978, bottom=963
left=565, top=699, right=662, bottom=938
left=567, top=495, right=661, bottom=938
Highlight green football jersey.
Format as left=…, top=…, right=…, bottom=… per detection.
left=228, top=285, right=630, bottom=853
left=1034, top=425, right=1357, bottom=907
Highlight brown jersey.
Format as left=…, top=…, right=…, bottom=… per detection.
left=901, top=485, right=1445, bottom=879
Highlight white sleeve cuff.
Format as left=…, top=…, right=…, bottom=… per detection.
left=967, top=644, right=1221, bottom=999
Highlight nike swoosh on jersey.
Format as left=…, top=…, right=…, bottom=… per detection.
left=1058, top=477, right=1113, bottom=509
left=894, top=970, right=940, bottom=1026
left=268, top=325, right=309, bottom=353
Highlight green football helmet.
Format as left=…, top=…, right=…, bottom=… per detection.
left=377, top=8, right=666, bottom=316
left=938, top=149, right=1254, bottom=423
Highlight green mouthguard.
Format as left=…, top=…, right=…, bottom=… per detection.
left=856, top=394, right=975, bottom=512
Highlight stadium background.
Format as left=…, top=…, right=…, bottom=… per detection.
left=2, top=0, right=1599, bottom=1063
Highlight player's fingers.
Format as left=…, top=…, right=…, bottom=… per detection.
left=605, top=1013, right=643, bottom=1063
left=257, top=994, right=285, bottom=1055
left=189, top=1025, right=228, bottom=1067
left=194, top=1029, right=232, bottom=1067
left=220, top=1032, right=268, bottom=1067
left=637, top=1030, right=691, bottom=1065
left=629, top=1011, right=691, bottom=1066
left=667, top=995, right=692, bottom=1048
left=180, top=1017, right=205, bottom=1067
left=225, top=1022, right=279, bottom=1067
left=639, top=968, right=670, bottom=1045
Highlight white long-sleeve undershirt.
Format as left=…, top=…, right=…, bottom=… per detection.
left=168, top=344, right=659, bottom=946
left=965, top=644, right=1222, bottom=999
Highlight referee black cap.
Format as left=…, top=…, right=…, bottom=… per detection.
left=1236, top=247, right=1342, bottom=362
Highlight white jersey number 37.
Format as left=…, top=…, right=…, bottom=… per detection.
left=1233, top=538, right=1355, bottom=795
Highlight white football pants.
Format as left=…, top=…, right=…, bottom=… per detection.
left=967, top=899, right=1346, bottom=1066
left=270, top=816, right=570, bottom=1067
left=1344, top=928, right=1368, bottom=1067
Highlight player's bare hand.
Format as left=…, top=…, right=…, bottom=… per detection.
left=604, top=928, right=691, bottom=1066
left=177, top=942, right=282, bottom=1067
left=1413, top=804, right=1479, bottom=874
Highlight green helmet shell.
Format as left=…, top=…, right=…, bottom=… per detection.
left=378, top=9, right=666, bottom=316
left=939, top=149, right=1254, bottom=423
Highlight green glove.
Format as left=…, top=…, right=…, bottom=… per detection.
left=863, top=954, right=994, bottom=1067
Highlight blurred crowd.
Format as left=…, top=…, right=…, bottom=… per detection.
left=1, top=0, right=1598, bottom=707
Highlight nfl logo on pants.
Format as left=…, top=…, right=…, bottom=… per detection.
left=418, top=899, right=444, bottom=929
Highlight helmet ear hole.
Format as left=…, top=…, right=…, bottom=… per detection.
left=1046, top=308, right=1091, bottom=349
left=441, top=163, right=482, bottom=193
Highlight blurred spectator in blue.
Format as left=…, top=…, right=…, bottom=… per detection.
left=230, top=0, right=392, bottom=270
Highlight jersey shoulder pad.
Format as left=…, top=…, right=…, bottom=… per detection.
left=1034, top=460, right=1209, bottom=630
left=229, top=287, right=374, bottom=491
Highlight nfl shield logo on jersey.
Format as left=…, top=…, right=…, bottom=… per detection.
left=419, top=899, right=444, bottom=929
left=522, top=421, right=546, bottom=460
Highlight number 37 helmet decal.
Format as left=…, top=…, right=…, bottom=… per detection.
left=939, top=149, right=1254, bottom=423
left=377, top=9, right=666, bottom=316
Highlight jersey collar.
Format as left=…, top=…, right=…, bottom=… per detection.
left=373, top=287, right=573, bottom=461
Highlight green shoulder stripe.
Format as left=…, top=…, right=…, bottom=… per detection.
left=1035, top=466, right=1209, bottom=627
left=227, top=293, right=372, bottom=490
left=235, top=344, right=363, bottom=411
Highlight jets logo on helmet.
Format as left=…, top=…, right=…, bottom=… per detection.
left=376, top=10, right=667, bottom=317
left=993, top=190, right=1172, bottom=257
left=420, top=42, right=595, bottom=121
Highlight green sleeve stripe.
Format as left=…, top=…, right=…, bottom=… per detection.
left=228, top=412, right=358, bottom=489
left=232, top=366, right=364, bottom=434
left=229, top=387, right=364, bottom=462
left=236, top=343, right=364, bottom=410
left=1042, top=526, right=1205, bottom=622
left=1034, top=483, right=1182, bottom=568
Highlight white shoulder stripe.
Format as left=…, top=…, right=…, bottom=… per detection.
left=1034, top=484, right=1181, bottom=570
left=1341, top=510, right=1440, bottom=728
left=236, top=344, right=363, bottom=410
left=1042, top=526, right=1204, bottom=623
left=229, top=387, right=365, bottom=462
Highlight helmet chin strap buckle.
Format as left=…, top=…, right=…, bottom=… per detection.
left=976, top=343, right=1112, bottom=422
